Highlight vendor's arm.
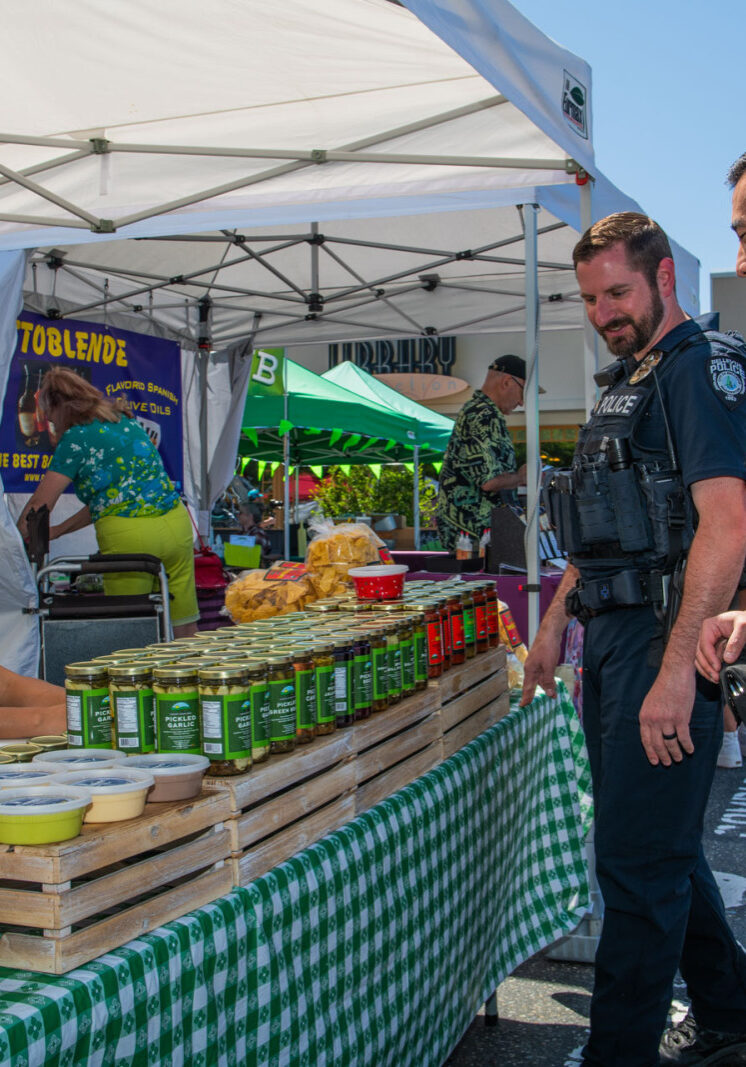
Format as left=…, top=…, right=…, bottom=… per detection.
left=639, top=476, right=746, bottom=767
left=16, top=470, right=72, bottom=539
left=50, top=505, right=92, bottom=541
left=519, top=563, right=579, bottom=706
left=482, top=463, right=527, bottom=493
left=0, top=667, right=66, bottom=737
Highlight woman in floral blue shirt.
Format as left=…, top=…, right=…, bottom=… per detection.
left=18, top=367, right=198, bottom=636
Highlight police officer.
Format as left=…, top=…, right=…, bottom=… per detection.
left=521, top=212, right=746, bottom=1066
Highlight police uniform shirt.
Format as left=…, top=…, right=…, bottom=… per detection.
left=570, top=317, right=746, bottom=584
left=630, top=318, right=746, bottom=489
left=436, top=388, right=517, bottom=544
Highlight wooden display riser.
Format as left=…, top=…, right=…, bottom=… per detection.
left=0, top=787, right=233, bottom=975
left=215, top=645, right=508, bottom=887
left=0, top=647, right=508, bottom=972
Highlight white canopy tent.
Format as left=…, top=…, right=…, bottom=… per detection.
left=0, top=0, right=699, bottom=670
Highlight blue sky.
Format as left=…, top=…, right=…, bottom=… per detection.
left=513, top=0, right=742, bottom=311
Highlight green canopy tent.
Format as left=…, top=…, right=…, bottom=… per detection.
left=239, top=357, right=446, bottom=552
left=322, top=361, right=455, bottom=548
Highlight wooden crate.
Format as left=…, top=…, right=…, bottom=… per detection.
left=221, top=729, right=357, bottom=886
left=438, top=646, right=510, bottom=759
left=0, top=787, right=233, bottom=974
left=354, top=686, right=443, bottom=813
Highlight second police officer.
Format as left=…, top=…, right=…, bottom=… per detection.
left=521, top=212, right=746, bottom=1066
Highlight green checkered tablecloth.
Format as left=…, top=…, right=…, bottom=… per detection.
left=0, top=688, right=591, bottom=1067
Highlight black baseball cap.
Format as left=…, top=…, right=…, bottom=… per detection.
left=489, top=354, right=546, bottom=393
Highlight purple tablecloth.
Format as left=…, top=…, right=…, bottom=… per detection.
left=392, top=551, right=563, bottom=647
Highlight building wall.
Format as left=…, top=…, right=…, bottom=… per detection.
left=287, top=326, right=588, bottom=434
left=711, top=274, right=745, bottom=334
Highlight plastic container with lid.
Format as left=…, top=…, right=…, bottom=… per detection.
left=266, top=655, right=297, bottom=753
left=109, top=662, right=156, bottom=754
left=198, top=664, right=252, bottom=776
left=32, top=748, right=127, bottom=771
left=153, top=665, right=201, bottom=755
left=0, top=785, right=92, bottom=844
left=0, top=765, right=61, bottom=788
left=245, top=659, right=271, bottom=763
left=52, top=767, right=155, bottom=822
left=123, top=753, right=210, bottom=802
left=348, top=564, right=409, bottom=600
left=65, top=662, right=112, bottom=749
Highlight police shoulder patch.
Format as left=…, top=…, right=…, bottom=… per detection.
left=707, top=348, right=746, bottom=408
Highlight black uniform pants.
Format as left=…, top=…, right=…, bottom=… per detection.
left=580, top=606, right=746, bottom=1066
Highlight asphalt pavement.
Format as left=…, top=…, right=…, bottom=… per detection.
left=445, top=759, right=746, bottom=1066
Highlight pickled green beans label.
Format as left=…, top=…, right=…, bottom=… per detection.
left=400, top=637, right=414, bottom=690
left=353, top=654, right=372, bottom=709
left=268, top=679, right=296, bottom=741
left=250, top=681, right=270, bottom=747
left=372, top=647, right=388, bottom=701
left=414, top=632, right=427, bottom=682
left=295, top=668, right=316, bottom=730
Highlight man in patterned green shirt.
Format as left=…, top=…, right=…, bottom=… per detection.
left=436, top=355, right=539, bottom=552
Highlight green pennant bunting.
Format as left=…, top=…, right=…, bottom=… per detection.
left=357, top=437, right=380, bottom=453
left=244, top=427, right=258, bottom=448
left=278, top=419, right=294, bottom=436
left=343, top=433, right=362, bottom=450
left=404, top=463, right=414, bottom=473
left=310, top=466, right=324, bottom=478
left=384, top=439, right=396, bottom=451
left=270, top=462, right=280, bottom=475
left=305, top=427, right=322, bottom=435
left=369, top=464, right=382, bottom=479
left=340, top=465, right=351, bottom=476
left=329, top=428, right=343, bottom=446
left=256, top=461, right=267, bottom=481
left=432, top=462, right=443, bottom=474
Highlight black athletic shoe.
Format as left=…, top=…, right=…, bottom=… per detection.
left=659, top=1011, right=746, bottom=1064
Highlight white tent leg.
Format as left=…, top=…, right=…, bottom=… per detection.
left=283, top=391, right=291, bottom=559
left=580, top=181, right=599, bottom=417
left=523, top=203, right=540, bottom=644
left=413, top=445, right=420, bottom=550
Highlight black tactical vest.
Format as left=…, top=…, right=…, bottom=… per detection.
left=545, top=341, right=696, bottom=578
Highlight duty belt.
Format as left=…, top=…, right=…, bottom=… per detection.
left=566, top=569, right=665, bottom=625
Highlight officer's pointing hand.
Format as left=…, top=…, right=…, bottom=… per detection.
left=695, top=611, right=746, bottom=684
left=638, top=672, right=695, bottom=767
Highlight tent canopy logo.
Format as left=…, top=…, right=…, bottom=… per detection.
left=562, top=71, right=588, bottom=139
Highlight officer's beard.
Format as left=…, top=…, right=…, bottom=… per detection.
left=599, top=286, right=665, bottom=359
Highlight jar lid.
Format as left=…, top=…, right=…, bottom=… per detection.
left=152, top=665, right=199, bottom=683
left=65, top=661, right=109, bottom=679
left=108, top=662, right=153, bottom=681
left=265, top=654, right=293, bottom=666
left=198, top=664, right=248, bottom=683
left=31, top=748, right=127, bottom=767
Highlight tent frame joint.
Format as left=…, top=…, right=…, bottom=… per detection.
left=91, top=219, right=116, bottom=234
left=89, top=138, right=111, bottom=155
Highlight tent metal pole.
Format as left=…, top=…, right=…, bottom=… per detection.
left=199, top=351, right=210, bottom=535
left=523, top=203, right=540, bottom=644
left=413, top=446, right=420, bottom=551
left=580, top=182, right=599, bottom=417
left=283, top=389, right=291, bottom=560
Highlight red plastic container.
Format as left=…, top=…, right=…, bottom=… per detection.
left=348, top=565, right=409, bottom=600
